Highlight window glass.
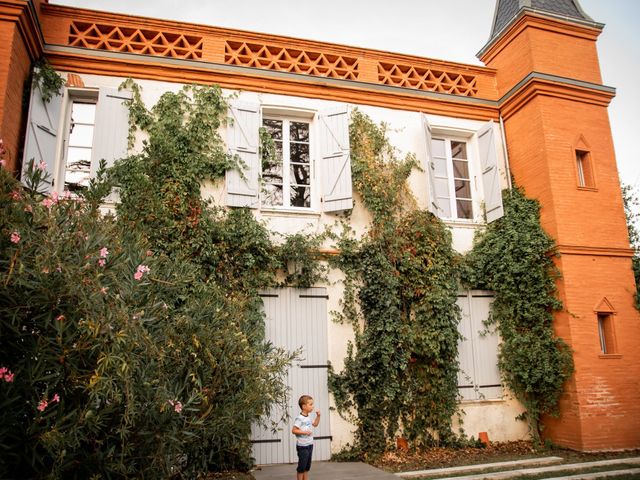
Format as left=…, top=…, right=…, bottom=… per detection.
left=64, top=101, right=96, bottom=192
left=262, top=118, right=311, bottom=209
left=431, top=138, right=473, bottom=220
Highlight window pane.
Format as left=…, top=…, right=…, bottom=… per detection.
left=290, top=185, right=310, bottom=208
left=262, top=183, right=283, bottom=207
left=291, top=163, right=310, bottom=186
left=262, top=119, right=283, bottom=140
left=435, top=178, right=450, bottom=199
left=291, top=142, right=310, bottom=164
left=453, top=160, right=469, bottom=179
left=434, top=157, right=448, bottom=177
left=451, top=141, right=467, bottom=159
left=456, top=199, right=473, bottom=219
left=69, top=124, right=95, bottom=148
left=431, top=138, right=446, bottom=158
left=437, top=198, right=452, bottom=218
left=455, top=180, right=471, bottom=199
left=290, top=122, right=309, bottom=142
left=65, top=147, right=92, bottom=191
left=262, top=160, right=282, bottom=183
left=71, top=103, right=96, bottom=124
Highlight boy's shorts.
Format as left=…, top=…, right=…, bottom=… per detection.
left=296, top=444, right=313, bottom=473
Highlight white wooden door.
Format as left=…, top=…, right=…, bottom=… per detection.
left=251, top=287, right=331, bottom=465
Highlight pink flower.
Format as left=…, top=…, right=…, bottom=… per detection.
left=99, top=247, right=109, bottom=258
left=51, top=191, right=59, bottom=204
left=55, top=314, right=65, bottom=322
left=146, top=250, right=153, bottom=257
left=37, top=400, right=48, bottom=412
left=9, top=191, right=21, bottom=200
left=100, top=287, right=108, bottom=295
left=134, top=264, right=150, bottom=281
left=168, top=400, right=183, bottom=413
left=4, top=372, right=14, bottom=382
left=0, top=367, right=6, bottom=376
left=37, top=161, right=47, bottom=171
left=52, top=393, right=60, bottom=403
left=42, top=198, right=53, bottom=209
left=63, top=190, right=72, bottom=200
left=10, top=231, right=20, bottom=244
left=0, top=159, right=5, bottom=168
left=98, top=258, right=106, bottom=267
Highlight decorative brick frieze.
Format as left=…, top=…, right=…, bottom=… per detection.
left=224, top=40, right=359, bottom=80
left=68, top=21, right=204, bottom=59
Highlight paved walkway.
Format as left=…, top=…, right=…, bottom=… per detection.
left=252, top=461, right=399, bottom=480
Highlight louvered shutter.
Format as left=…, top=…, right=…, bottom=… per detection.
left=477, top=121, right=504, bottom=223
left=318, top=107, right=353, bottom=213
left=226, top=101, right=260, bottom=208
left=422, top=114, right=450, bottom=217
left=22, top=81, right=64, bottom=192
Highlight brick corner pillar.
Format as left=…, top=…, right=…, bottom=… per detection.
left=477, top=1, right=640, bottom=450
left=0, top=0, right=44, bottom=174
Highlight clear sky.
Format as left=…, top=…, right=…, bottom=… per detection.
left=51, top=0, right=640, bottom=196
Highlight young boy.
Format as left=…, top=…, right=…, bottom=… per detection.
left=291, top=395, right=320, bottom=480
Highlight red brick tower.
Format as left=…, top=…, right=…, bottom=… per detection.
left=479, top=0, right=640, bottom=450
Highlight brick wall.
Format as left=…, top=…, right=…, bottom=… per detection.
left=0, top=20, right=32, bottom=174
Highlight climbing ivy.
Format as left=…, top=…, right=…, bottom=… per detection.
left=462, top=187, right=574, bottom=444
left=330, top=110, right=461, bottom=454
left=31, top=59, right=64, bottom=103
left=621, top=184, right=640, bottom=309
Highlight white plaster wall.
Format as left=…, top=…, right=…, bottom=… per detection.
left=59, top=71, right=526, bottom=449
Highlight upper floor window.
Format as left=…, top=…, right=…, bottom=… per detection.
left=431, top=137, right=473, bottom=220
left=22, top=80, right=131, bottom=197
left=63, top=100, right=97, bottom=193
left=261, top=118, right=311, bottom=208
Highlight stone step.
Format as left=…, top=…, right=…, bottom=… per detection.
left=552, top=467, right=640, bottom=479
left=398, top=456, right=640, bottom=480
left=398, top=456, right=564, bottom=478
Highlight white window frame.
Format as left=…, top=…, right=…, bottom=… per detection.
left=56, top=88, right=100, bottom=195
left=431, top=134, right=478, bottom=222
left=260, top=109, right=316, bottom=212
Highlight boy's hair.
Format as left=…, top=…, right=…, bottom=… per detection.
left=298, top=395, right=313, bottom=409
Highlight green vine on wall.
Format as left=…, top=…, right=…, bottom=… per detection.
left=31, top=59, right=64, bottom=103
left=330, top=110, right=462, bottom=454
left=462, top=187, right=574, bottom=444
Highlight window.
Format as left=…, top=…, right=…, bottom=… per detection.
left=431, top=138, right=473, bottom=220
left=22, top=83, right=131, bottom=196
left=598, top=313, right=616, bottom=354
left=576, top=150, right=595, bottom=188
left=456, top=292, right=501, bottom=401
left=261, top=118, right=311, bottom=208
left=63, top=100, right=97, bottom=193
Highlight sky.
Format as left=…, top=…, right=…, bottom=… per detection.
left=51, top=0, right=640, bottom=194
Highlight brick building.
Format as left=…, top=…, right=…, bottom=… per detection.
left=0, top=0, right=637, bottom=457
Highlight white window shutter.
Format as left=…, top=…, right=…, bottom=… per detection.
left=470, top=294, right=502, bottom=400
left=477, top=121, right=504, bottom=223
left=22, top=81, right=64, bottom=192
left=456, top=294, right=476, bottom=401
left=92, top=88, right=132, bottom=174
left=421, top=114, right=444, bottom=216
left=92, top=88, right=132, bottom=203
left=226, top=101, right=260, bottom=208
left=318, top=107, right=353, bottom=213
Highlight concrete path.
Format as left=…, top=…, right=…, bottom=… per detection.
left=252, top=461, right=400, bottom=480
